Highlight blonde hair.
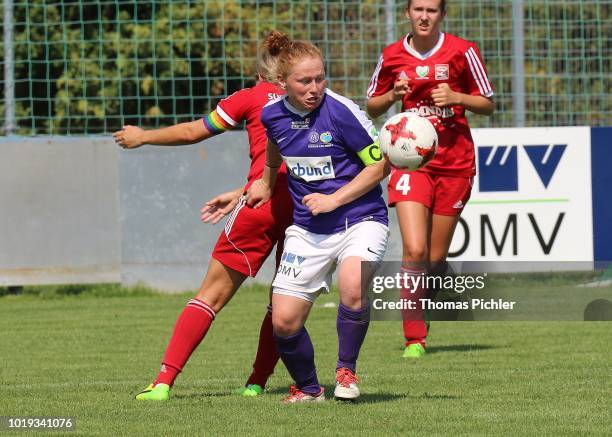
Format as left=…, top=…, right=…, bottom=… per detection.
left=277, top=40, right=324, bottom=80
left=257, top=30, right=291, bottom=83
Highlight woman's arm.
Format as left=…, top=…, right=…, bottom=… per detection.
left=431, top=83, right=494, bottom=116
left=113, top=119, right=213, bottom=149
left=366, top=79, right=411, bottom=119
left=302, top=159, right=390, bottom=216
left=245, top=140, right=283, bottom=208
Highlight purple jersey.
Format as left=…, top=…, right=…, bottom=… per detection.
left=261, top=89, right=388, bottom=234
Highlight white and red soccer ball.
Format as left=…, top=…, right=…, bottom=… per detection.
left=378, top=112, right=438, bottom=170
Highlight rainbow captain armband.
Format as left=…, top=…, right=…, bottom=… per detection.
left=357, top=142, right=383, bottom=166
left=203, top=110, right=233, bottom=135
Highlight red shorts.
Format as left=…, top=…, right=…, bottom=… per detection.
left=387, top=170, right=473, bottom=216
left=211, top=180, right=293, bottom=277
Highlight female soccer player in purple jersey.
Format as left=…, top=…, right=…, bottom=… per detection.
left=247, top=40, right=390, bottom=403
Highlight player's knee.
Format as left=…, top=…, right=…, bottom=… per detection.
left=272, top=313, right=302, bottom=337
left=195, top=288, right=231, bottom=313
left=273, top=323, right=300, bottom=337
left=339, top=285, right=363, bottom=309
left=402, top=244, right=428, bottom=263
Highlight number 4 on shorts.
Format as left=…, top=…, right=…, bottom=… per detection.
left=396, top=174, right=411, bottom=195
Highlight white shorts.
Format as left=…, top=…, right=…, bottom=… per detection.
left=272, top=221, right=389, bottom=302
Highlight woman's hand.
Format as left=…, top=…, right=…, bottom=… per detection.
left=245, top=179, right=272, bottom=208
left=113, top=125, right=145, bottom=149
left=392, top=78, right=412, bottom=102
left=431, top=83, right=460, bottom=107
left=200, top=188, right=243, bottom=224
left=432, top=83, right=494, bottom=115
left=302, top=193, right=340, bottom=216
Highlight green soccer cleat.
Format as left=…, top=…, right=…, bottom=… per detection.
left=402, top=343, right=426, bottom=359
left=135, top=383, right=170, bottom=401
left=237, top=384, right=264, bottom=397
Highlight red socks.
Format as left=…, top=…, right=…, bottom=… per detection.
left=154, top=299, right=215, bottom=387
left=246, top=305, right=279, bottom=388
left=152, top=300, right=279, bottom=389
left=400, top=267, right=428, bottom=348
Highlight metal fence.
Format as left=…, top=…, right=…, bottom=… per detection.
left=1, top=0, right=611, bottom=135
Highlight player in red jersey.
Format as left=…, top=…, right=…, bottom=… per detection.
left=113, top=31, right=292, bottom=400
left=367, top=0, right=494, bottom=358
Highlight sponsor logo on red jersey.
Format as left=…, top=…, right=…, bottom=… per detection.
left=415, top=65, right=429, bottom=79
left=435, top=64, right=449, bottom=80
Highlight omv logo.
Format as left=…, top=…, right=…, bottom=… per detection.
left=281, top=251, right=306, bottom=266
left=284, top=155, right=336, bottom=182
left=478, top=146, right=518, bottom=191
left=524, top=145, right=567, bottom=188
left=478, top=144, right=567, bottom=192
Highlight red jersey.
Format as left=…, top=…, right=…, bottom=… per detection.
left=367, top=32, right=493, bottom=177
left=216, top=81, right=286, bottom=188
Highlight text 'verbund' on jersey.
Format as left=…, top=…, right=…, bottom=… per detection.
left=283, top=156, right=336, bottom=182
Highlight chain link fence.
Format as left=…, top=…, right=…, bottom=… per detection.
left=1, top=0, right=610, bottom=135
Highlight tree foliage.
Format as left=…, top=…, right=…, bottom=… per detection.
left=0, top=1, right=609, bottom=135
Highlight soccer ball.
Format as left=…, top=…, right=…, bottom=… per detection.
left=378, top=112, right=438, bottom=170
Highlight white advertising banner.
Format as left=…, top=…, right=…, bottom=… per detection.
left=448, top=127, right=593, bottom=262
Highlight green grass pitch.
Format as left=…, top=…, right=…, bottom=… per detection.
left=1, top=280, right=610, bottom=436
